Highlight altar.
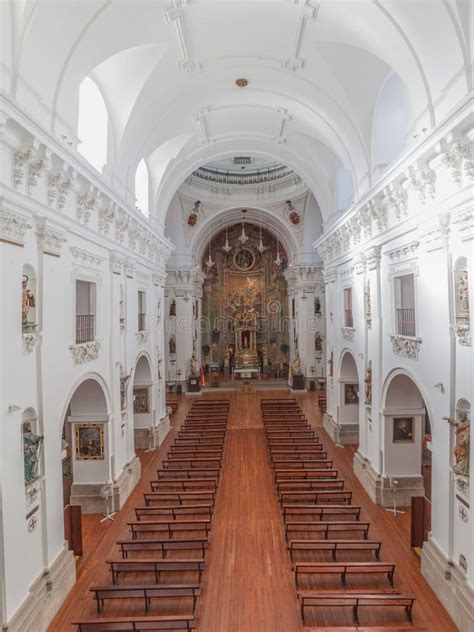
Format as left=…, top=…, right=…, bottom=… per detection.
left=233, top=368, right=259, bottom=380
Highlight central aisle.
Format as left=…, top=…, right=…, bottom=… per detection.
left=198, top=391, right=301, bottom=632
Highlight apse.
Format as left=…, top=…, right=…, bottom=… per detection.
left=200, top=221, right=290, bottom=375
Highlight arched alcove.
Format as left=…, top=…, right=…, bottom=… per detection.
left=337, top=351, right=360, bottom=445
left=62, top=377, right=110, bottom=512
left=132, top=355, right=153, bottom=448
left=382, top=371, right=431, bottom=507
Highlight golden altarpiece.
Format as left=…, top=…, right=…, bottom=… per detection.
left=201, top=223, right=289, bottom=374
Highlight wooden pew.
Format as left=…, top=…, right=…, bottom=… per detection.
left=173, top=438, right=225, bottom=447
left=144, top=490, right=215, bottom=505
left=162, top=457, right=222, bottom=469
left=276, top=479, right=346, bottom=494
left=274, top=469, right=338, bottom=481
left=149, top=479, right=217, bottom=492
left=272, top=460, right=334, bottom=470
left=73, top=614, right=196, bottom=631
left=265, top=430, right=315, bottom=439
left=117, top=537, right=208, bottom=558
left=167, top=448, right=223, bottom=458
left=128, top=519, right=211, bottom=538
left=156, top=470, right=220, bottom=482
left=293, top=561, right=395, bottom=587
left=288, top=538, right=382, bottom=560
left=298, top=592, right=415, bottom=626
left=269, top=443, right=322, bottom=451
left=89, top=583, right=200, bottom=613
left=135, top=504, right=213, bottom=520
left=282, top=504, right=362, bottom=522
left=284, top=520, right=371, bottom=539
left=106, top=558, right=205, bottom=583
left=178, top=430, right=225, bottom=439
left=279, top=490, right=353, bottom=505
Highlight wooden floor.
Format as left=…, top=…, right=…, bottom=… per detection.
left=49, top=391, right=458, bottom=631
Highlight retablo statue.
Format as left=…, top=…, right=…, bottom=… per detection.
left=22, top=275, right=36, bottom=327
left=292, top=351, right=302, bottom=375
left=190, top=352, right=198, bottom=377
left=443, top=412, right=470, bottom=477
left=23, top=422, right=43, bottom=485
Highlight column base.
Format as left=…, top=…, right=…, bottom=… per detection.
left=69, top=454, right=141, bottom=514
left=323, top=412, right=359, bottom=444
left=2, top=544, right=76, bottom=632
left=134, top=416, right=171, bottom=450
left=421, top=537, right=474, bottom=631
left=353, top=450, right=424, bottom=507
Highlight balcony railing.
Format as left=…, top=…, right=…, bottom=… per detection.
left=138, top=313, right=146, bottom=332
left=396, top=308, right=416, bottom=337
left=344, top=309, right=353, bottom=328
left=76, top=314, right=95, bottom=344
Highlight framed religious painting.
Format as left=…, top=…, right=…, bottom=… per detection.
left=393, top=417, right=415, bottom=443
left=75, top=423, right=105, bottom=460
left=133, top=387, right=150, bottom=414
left=344, top=383, right=359, bottom=405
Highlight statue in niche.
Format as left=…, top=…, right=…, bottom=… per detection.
left=328, top=351, right=333, bottom=377
left=189, top=352, right=198, bottom=377
left=315, top=332, right=323, bottom=353
left=120, top=371, right=131, bottom=411
left=169, top=300, right=176, bottom=317
left=23, top=422, right=43, bottom=485
left=443, top=411, right=470, bottom=477
left=22, top=275, right=36, bottom=329
left=224, top=345, right=233, bottom=370
left=364, top=362, right=372, bottom=406
left=458, top=272, right=469, bottom=317
left=314, top=297, right=321, bottom=315
left=169, top=335, right=176, bottom=354
left=292, top=351, right=302, bottom=375
left=261, top=345, right=269, bottom=367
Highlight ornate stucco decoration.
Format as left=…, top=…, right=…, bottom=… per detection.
left=114, top=208, right=129, bottom=243
left=70, top=247, right=103, bottom=270
left=455, top=324, right=471, bottom=347
left=98, top=204, right=115, bottom=235
left=36, top=223, right=67, bottom=256
left=135, top=330, right=149, bottom=345
left=125, top=258, right=136, bottom=278
left=23, top=332, right=40, bottom=354
left=385, top=241, right=420, bottom=263
left=28, top=152, right=49, bottom=194
left=13, top=147, right=33, bottom=188
left=365, top=245, right=382, bottom=271
left=409, top=166, right=436, bottom=205
left=0, top=205, right=32, bottom=245
left=110, top=252, right=125, bottom=275
left=390, top=334, right=422, bottom=360
left=442, top=141, right=473, bottom=186
left=48, top=170, right=72, bottom=210
left=70, top=340, right=101, bottom=365
left=452, top=206, right=474, bottom=241
left=76, top=191, right=97, bottom=225
left=342, top=327, right=355, bottom=342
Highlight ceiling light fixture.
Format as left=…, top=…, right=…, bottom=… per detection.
left=238, top=209, right=248, bottom=244
left=223, top=225, right=232, bottom=253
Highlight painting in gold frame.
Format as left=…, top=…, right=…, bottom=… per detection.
left=75, top=423, right=105, bottom=460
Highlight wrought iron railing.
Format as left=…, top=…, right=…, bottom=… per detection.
left=76, top=314, right=95, bottom=344
left=396, top=308, right=416, bottom=336
left=193, top=165, right=294, bottom=185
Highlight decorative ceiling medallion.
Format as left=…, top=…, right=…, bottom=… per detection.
left=233, top=247, right=255, bottom=271
left=235, top=78, right=248, bottom=87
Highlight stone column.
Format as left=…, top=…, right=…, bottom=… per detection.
left=165, top=267, right=205, bottom=390
left=285, top=266, right=325, bottom=388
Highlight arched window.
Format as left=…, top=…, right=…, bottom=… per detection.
left=372, top=73, right=407, bottom=175
left=135, top=159, right=150, bottom=216
left=78, top=76, right=108, bottom=172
